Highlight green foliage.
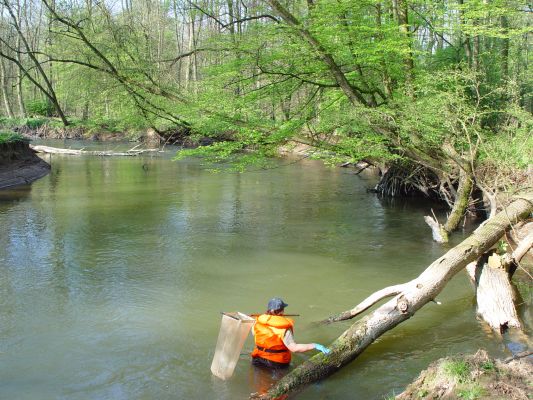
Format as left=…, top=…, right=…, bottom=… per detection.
left=496, top=240, right=509, bottom=255
left=0, top=117, right=24, bottom=128
left=480, top=360, right=495, bottom=371
left=0, top=0, right=528, bottom=193
left=0, top=117, right=48, bottom=129
left=174, top=141, right=244, bottom=163
left=479, top=105, right=533, bottom=170
left=174, top=139, right=281, bottom=172
left=0, top=131, right=25, bottom=144
left=442, top=360, right=471, bottom=383
left=457, top=385, right=484, bottom=400
left=25, top=118, right=48, bottom=129
left=25, top=100, right=54, bottom=117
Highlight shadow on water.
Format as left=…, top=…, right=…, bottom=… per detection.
left=0, top=184, right=32, bottom=204
left=248, top=364, right=290, bottom=397
left=210, top=360, right=291, bottom=400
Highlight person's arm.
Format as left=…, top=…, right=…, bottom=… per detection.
left=282, top=330, right=326, bottom=353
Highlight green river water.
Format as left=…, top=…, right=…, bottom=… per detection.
left=0, top=141, right=522, bottom=399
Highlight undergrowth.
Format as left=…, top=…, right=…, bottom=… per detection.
left=0, top=131, right=25, bottom=144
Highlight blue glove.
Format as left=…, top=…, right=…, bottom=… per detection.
left=313, top=343, right=330, bottom=354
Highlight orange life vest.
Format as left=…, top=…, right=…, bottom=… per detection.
left=251, top=314, right=294, bottom=364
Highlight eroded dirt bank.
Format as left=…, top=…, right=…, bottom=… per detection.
left=0, top=140, right=51, bottom=189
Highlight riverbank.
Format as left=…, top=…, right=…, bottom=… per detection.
left=395, top=350, right=532, bottom=400
left=0, top=135, right=50, bottom=189
left=0, top=117, right=198, bottom=147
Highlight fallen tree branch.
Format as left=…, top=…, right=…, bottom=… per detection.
left=509, top=229, right=533, bottom=272
left=30, top=144, right=160, bottom=156
left=423, top=214, right=447, bottom=243
left=322, top=284, right=406, bottom=323
left=254, top=193, right=533, bottom=400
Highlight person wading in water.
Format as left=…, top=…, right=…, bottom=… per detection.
left=251, top=297, right=330, bottom=369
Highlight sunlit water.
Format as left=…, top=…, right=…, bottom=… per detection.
left=0, top=140, right=522, bottom=399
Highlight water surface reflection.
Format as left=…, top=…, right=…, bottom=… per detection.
left=0, top=147, right=509, bottom=399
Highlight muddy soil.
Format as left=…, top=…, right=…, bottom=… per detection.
left=396, top=350, right=532, bottom=400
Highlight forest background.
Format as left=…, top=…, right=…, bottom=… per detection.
left=0, top=0, right=532, bottom=238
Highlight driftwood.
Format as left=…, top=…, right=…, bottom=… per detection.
left=30, top=144, right=160, bottom=156
left=253, top=194, right=533, bottom=400
left=465, top=226, right=532, bottom=333
left=423, top=214, right=447, bottom=243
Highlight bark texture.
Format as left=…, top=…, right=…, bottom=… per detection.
left=466, top=253, right=521, bottom=332
left=465, top=227, right=532, bottom=333
left=253, top=194, right=533, bottom=400
left=443, top=168, right=473, bottom=234
left=424, top=168, right=474, bottom=243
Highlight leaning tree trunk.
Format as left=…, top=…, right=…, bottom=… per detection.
left=254, top=194, right=533, bottom=400
left=425, top=167, right=474, bottom=243
left=443, top=168, right=474, bottom=233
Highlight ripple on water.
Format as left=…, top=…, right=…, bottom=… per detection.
left=0, top=153, right=524, bottom=400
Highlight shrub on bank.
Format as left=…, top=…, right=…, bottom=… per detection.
left=0, top=117, right=49, bottom=129
left=25, top=99, right=54, bottom=117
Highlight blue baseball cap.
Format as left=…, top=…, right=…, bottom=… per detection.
left=267, top=297, right=288, bottom=311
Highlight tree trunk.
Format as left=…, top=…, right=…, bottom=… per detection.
left=172, top=0, right=183, bottom=86
left=2, top=0, right=69, bottom=125
left=443, top=167, right=474, bottom=233
left=15, top=4, right=26, bottom=117
left=466, top=252, right=521, bottom=333
left=376, top=3, right=393, bottom=99
left=396, top=0, right=414, bottom=92
left=424, top=167, right=474, bottom=243
left=458, top=0, right=472, bottom=66
left=253, top=194, right=533, bottom=400
left=0, top=55, right=15, bottom=118
left=500, top=15, right=509, bottom=81
left=465, top=227, right=533, bottom=333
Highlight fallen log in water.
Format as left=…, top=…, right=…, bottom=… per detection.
left=30, top=144, right=160, bottom=156
left=253, top=193, right=533, bottom=400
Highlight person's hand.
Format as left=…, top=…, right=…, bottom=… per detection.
left=313, top=343, right=330, bottom=354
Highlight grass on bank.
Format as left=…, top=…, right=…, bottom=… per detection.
left=390, top=350, right=532, bottom=400
left=0, top=131, right=25, bottom=144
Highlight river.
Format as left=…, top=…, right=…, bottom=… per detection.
left=0, top=141, right=512, bottom=399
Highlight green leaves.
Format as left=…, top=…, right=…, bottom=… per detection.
left=1, top=0, right=528, bottom=192
left=0, top=131, right=25, bottom=144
